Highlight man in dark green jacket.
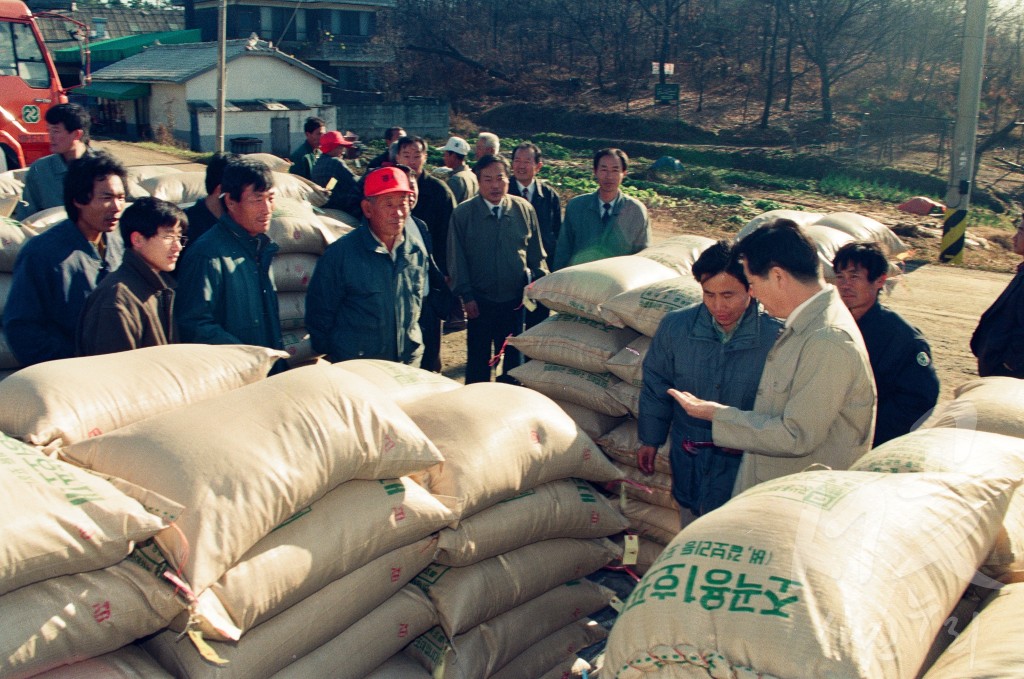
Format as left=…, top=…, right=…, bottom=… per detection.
left=305, top=166, right=428, bottom=365
left=176, top=157, right=287, bottom=372
left=287, top=116, right=326, bottom=181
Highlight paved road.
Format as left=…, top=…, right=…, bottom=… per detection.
left=885, top=264, right=1010, bottom=401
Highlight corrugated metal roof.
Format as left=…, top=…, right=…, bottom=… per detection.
left=34, top=7, right=185, bottom=52
left=89, top=38, right=337, bottom=86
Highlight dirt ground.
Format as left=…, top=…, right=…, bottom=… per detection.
left=96, top=140, right=1014, bottom=402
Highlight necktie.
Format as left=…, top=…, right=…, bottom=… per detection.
left=602, top=202, right=612, bottom=224
left=492, top=206, right=500, bottom=219
left=522, top=187, right=530, bottom=203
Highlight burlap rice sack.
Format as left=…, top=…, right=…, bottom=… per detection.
left=61, top=366, right=443, bottom=594
left=0, top=343, right=285, bottom=446
left=919, top=376, right=1024, bottom=439
left=281, top=327, right=318, bottom=366
left=270, top=585, right=437, bottom=679
left=336, top=360, right=461, bottom=406
left=634, top=234, right=716, bottom=276
left=598, top=419, right=673, bottom=476
left=197, top=477, right=453, bottom=639
left=270, top=252, right=318, bottom=292
left=489, top=619, right=607, bottom=679
left=526, top=255, right=678, bottom=322
left=140, top=172, right=206, bottom=204
left=277, top=291, right=306, bottom=329
left=552, top=398, right=626, bottom=441
left=599, top=276, right=703, bottom=337
left=0, top=432, right=176, bottom=596
left=413, top=537, right=620, bottom=636
left=144, top=537, right=437, bottom=679
left=403, top=382, right=621, bottom=524
left=1, top=216, right=34, bottom=271
left=921, top=583, right=1024, bottom=679
left=509, top=360, right=630, bottom=417
left=435, top=478, right=628, bottom=566
left=0, top=557, right=184, bottom=679
left=0, top=171, right=25, bottom=219
left=26, top=644, right=172, bottom=679
left=851, top=427, right=1024, bottom=582
left=604, top=470, right=1018, bottom=679
left=406, top=579, right=613, bottom=679
left=619, top=496, right=693, bottom=545
left=604, top=335, right=651, bottom=387
left=814, top=211, right=908, bottom=256
left=507, top=313, right=640, bottom=374
left=737, top=209, right=823, bottom=240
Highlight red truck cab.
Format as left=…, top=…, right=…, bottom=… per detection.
left=0, top=0, right=67, bottom=170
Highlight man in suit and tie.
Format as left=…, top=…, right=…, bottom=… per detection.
left=509, top=142, right=562, bottom=327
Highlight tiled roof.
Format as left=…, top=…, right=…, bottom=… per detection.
left=89, top=37, right=336, bottom=85
left=33, top=6, right=185, bottom=52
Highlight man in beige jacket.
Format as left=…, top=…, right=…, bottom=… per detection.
left=672, top=219, right=876, bottom=496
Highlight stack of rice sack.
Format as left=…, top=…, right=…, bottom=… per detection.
left=395, top=379, right=629, bottom=679
left=43, top=362, right=447, bottom=679
left=0, top=344, right=284, bottom=677
left=513, top=237, right=714, bottom=561
left=0, top=168, right=25, bottom=218
left=0, top=215, right=34, bottom=377
left=144, top=169, right=349, bottom=368
left=738, top=209, right=908, bottom=280
left=603, top=468, right=1021, bottom=678
left=867, top=376, right=1024, bottom=677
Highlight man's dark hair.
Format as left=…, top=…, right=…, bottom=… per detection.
left=64, top=150, right=127, bottom=222
left=120, top=196, right=188, bottom=243
left=205, top=152, right=238, bottom=195
left=512, top=142, right=542, bottom=165
left=45, top=103, right=90, bottom=143
left=473, top=154, right=510, bottom=179
left=692, top=239, right=748, bottom=288
left=303, top=117, right=326, bottom=135
left=384, top=127, right=405, bottom=143
left=593, top=147, right=628, bottom=173
left=733, top=218, right=821, bottom=282
left=832, top=241, right=888, bottom=282
left=395, top=135, right=426, bottom=156
left=221, top=157, right=274, bottom=202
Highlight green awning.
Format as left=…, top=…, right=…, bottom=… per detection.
left=76, top=81, right=151, bottom=100
left=53, top=30, right=202, bottom=64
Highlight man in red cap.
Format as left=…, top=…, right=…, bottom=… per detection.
left=305, top=167, right=430, bottom=366
left=311, top=130, right=360, bottom=216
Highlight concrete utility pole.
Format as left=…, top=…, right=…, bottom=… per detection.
left=215, top=0, right=227, bottom=153
left=940, top=0, right=988, bottom=264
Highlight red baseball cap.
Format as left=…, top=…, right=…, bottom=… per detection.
left=363, top=167, right=413, bottom=198
left=320, top=130, right=354, bottom=153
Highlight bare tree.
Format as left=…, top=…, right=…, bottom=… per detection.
left=783, top=0, right=893, bottom=122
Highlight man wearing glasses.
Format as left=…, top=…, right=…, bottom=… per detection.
left=76, top=197, right=186, bottom=355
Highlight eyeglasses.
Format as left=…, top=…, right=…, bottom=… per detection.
left=157, top=235, right=188, bottom=246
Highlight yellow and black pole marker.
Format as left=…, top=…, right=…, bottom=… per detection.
left=940, top=0, right=988, bottom=264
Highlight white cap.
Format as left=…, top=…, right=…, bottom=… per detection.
left=438, top=136, right=470, bottom=156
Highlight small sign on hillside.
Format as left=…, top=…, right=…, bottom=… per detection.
left=654, top=84, right=680, bottom=104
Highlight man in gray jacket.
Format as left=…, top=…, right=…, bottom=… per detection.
left=447, top=154, right=547, bottom=383
left=673, top=219, right=876, bottom=495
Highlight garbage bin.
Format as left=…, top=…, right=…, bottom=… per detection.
left=230, top=137, right=263, bottom=154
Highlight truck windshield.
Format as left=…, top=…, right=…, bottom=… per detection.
left=0, top=20, right=50, bottom=89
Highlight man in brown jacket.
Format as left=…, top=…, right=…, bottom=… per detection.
left=76, top=197, right=186, bottom=355
left=672, top=219, right=876, bottom=495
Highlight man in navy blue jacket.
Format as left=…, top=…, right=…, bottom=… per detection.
left=4, top=151, right=126, bottom=366
left=638, top=240, right=781, bottom=516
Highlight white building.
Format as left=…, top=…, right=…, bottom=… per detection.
left=84, top=37, right=336, bottom=154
